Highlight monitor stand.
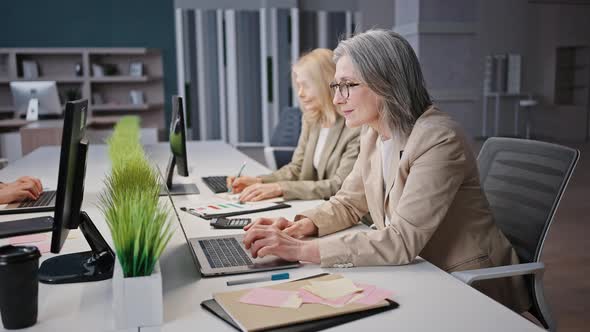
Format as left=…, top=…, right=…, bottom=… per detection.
left=158, top=155, right=199, bottom=196
left=159, top=183, right=200, bottom=196
left=38, top=211, right=115, bottom=284
left=26, top=98, right=39, bottom=121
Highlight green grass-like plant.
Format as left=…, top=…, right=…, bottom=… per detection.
left=99, top=116, right=174, bottom=278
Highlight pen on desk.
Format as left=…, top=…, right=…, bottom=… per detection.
left=227, top=161, right=247, bottom=193
left=180, top=207, right=200, bottom=218
left=226, top=272, right=290, bottom=286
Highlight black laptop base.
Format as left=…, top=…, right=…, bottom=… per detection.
left=0, top=216, right=53, bottom=238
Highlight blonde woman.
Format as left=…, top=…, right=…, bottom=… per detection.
left=227, top=48, right=361, bottom=202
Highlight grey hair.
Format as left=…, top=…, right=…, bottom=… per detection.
left=333, top=29, right=432, bottom=137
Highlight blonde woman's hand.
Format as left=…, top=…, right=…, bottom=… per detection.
left=226, top=176, right=261, bottom=193
left=238, top=183, right=282, bottom=202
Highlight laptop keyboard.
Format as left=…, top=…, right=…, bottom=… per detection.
left=201, top=176, right=228, bottom=193
left=198, top=237, right=253, bottom=268
left=17, top=190, right=56, bottom=208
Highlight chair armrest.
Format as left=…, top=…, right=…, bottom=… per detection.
left=451, top=262, right=544, bottom=285
left=267, top=146, right=297, bottom=152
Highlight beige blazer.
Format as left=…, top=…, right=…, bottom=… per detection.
left=297, top=108, right=530, bottom=312
left=259, top=116, right=361, bottom=200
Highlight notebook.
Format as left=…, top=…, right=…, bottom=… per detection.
left=211, top=274, right=398, bottom=332
left=201, top=298, right=398, bottom=332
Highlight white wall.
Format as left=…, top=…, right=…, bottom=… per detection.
left=358, top=0, right=395, bottom=29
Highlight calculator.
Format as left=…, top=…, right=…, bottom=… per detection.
left=210, top=217, right=251, bottom=229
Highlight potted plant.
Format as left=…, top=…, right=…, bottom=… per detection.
left=98, top=117, right=174, bottom=331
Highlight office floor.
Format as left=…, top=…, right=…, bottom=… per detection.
left=540, top=142, right=590, bottom=332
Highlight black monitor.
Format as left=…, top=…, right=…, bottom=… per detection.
left=37, top=99, right=115, bottom=284
left=160, top=95, right=199, bottom=196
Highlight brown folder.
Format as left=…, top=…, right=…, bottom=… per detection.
left=213, top=274, right=394, bottom=332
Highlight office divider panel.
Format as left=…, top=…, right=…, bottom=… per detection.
left=174, top=0, right=358, bottom=147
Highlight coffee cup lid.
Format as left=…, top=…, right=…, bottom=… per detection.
left=0, top=245, right=41, bottom=265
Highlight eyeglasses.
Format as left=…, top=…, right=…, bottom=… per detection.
left=329, top=81, right=361, bottom=99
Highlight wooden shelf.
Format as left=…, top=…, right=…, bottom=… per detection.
left=90, top=75, right=162, bottom=83
left=0, top=77, right=85, bottom=83
left=0, top=48, right=164, bottom=129
left=0, top=47, right=154, bottom=55
left=92, top=102, right=164, bottom=111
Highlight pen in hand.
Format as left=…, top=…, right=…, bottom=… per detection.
left=228, top=161, right=247, bottom=193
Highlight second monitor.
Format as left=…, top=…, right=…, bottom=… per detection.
left=160, top=95, right=199, bottom=196
left=10, top=81, right=62, bottom=120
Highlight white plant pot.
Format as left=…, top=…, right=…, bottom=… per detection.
left=112, top=257, right=163, bottom=331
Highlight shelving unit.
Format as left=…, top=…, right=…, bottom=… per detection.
left=0, top=48, right=164, bottom=129
left=555, top=46, right=589, bottom=106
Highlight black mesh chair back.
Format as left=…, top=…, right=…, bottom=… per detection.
left=270, top=107, right=302, bottom=147
left=478, top=138, right=579, bottom=264
left=478, top=138, right=578, bottom=329
left=268, top=107, right=302, bottom=169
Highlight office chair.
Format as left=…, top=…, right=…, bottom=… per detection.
left=452, top=137, right=579, bottom=332
left=264, top=107, right=302, bottom=170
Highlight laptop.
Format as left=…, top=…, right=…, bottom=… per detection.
left=0, top=190, right=56, bottom=215
left=160, top=169, right=300, bottom=277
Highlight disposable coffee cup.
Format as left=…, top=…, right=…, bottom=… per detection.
left=0, top=245, right=41, bottom=329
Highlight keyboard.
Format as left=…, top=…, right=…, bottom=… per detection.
left=198, top=237, right=253, bottom=268
left=201, top=176, right=228, bottom=193
left=17, top=190, right=57, bottom=208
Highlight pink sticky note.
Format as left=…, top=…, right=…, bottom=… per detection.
left=298, top=289, right=359, bottom=308
left=354, top=287, right=393, bottom=305
left=239, top=288, right=298, bottom=308
left=35, top=242, right=51, bottom=254
left=9, top=234, right=47, bottom=245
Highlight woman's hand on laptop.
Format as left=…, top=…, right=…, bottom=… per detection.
left=244, top=217, right=294, bottom=231
left=283, top=218, right=318, bottom=238
left=244, top=217, right=318, bottom=238
left=16, top=176, right=43, bottom=194
left=243, top=220, right=320, bottom=263
left=0, top=180, right=41, bottom=204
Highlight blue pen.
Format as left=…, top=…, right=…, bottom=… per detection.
left=226, top=272, right=290, bottom=286
left=228, top=161, right=248, bottom=193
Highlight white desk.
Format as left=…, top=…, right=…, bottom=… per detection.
left=0, top=142, right=543, bottom=332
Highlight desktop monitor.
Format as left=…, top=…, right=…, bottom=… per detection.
left=10, top=81, right=62, bottom=120
left=37, top=99, right=115, bottom=284
left=161, top=95, right=199, bottom=196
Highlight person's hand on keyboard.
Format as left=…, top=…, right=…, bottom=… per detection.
left=226, top=176, right=261, bottom=193
left=0, top=176, right=43, bottom=204
left=243, top=217, right=320, bottom=263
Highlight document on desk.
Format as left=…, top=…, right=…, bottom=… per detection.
left=213, top=274, right=397, bottom=332
left=216, top=192, right=285, bottom=204
left=185, top=198, right=290, bottom=220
